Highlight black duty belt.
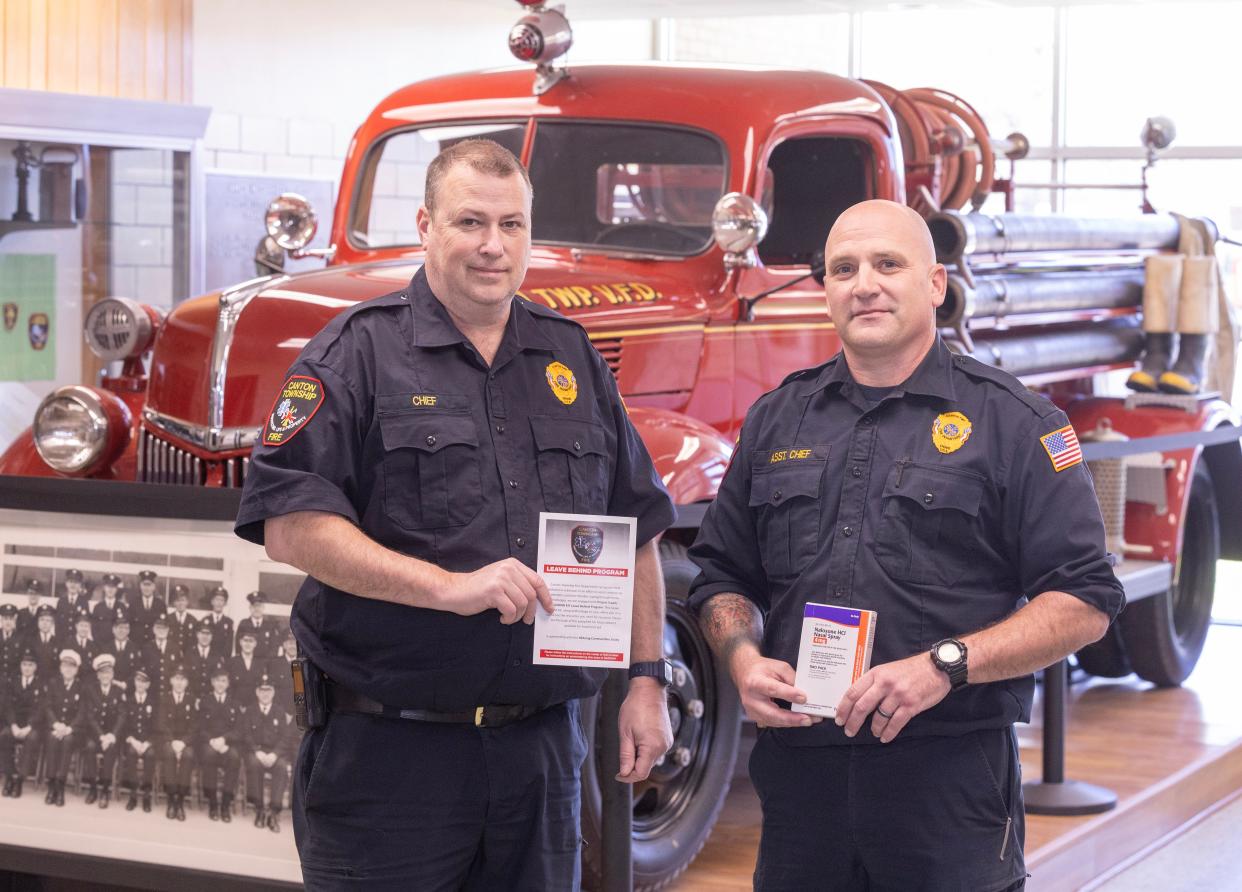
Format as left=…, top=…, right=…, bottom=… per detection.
left=325, top=680, right=542, bottom=729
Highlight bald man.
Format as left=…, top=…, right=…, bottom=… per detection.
left=689, top=200, right=1123, bottom=890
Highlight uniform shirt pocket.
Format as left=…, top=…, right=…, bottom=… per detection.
left=873, top=462, right=986, bottom=587
left=378, top=409, right=481, bottom=530
left=530, top=416, right=610, bottom=514
left=747, top=447, right=829, bottom=579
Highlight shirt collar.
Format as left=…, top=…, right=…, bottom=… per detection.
left=407, top=268, right=556, bottom=353
left=805, top=335, right=957, bottom=403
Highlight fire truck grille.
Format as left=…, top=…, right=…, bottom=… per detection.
left=593, top=338, right=623, bottom=377
left=136, top=428, right=250, bottom=488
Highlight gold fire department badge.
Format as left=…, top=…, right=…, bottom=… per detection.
left=545, top=361, right=578, bottom=406
left=932, top=411, right=972, bottom=454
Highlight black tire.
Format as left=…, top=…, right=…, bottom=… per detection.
left=1119, top=463, right=1219, bottom=686
left=1073, top=626, right=1133, bottom=678
left=580, top=541, right=742, bottom=891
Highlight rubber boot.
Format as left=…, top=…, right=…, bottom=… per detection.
left=84, top=781, right=97, bottom=805
left=1128, top=332, right=1176, bottom=392
left=221, top=792, right=233, bottom=823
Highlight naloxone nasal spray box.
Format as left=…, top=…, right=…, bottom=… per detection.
left=791, top=602, right=876, bottom=718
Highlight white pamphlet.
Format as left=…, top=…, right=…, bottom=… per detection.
left=533, top=512, right=637, bottom=668
left=791, top=602, right=877, bottom=718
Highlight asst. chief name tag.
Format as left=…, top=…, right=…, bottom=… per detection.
left=263, top=375, right=325, bottom=446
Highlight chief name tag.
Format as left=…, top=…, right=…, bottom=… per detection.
left=791, top=602, right=876, bottom=718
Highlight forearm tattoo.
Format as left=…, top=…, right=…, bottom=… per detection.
left=702, top=593, right=763, bottom=666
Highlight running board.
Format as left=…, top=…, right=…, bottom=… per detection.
left=1114, top=558, right=1172, bottom=603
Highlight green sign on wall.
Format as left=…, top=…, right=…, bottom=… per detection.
left=0, top=254, right=56, bottom=381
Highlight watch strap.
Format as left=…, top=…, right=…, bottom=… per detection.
left=628, top=659, right=672, bottom=686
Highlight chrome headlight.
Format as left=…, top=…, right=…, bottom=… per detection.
left=83, top=297, right=160, bottom=361
left=265, top=193, right=318, bottom=251
left=712, top=193, right=769, bottom=269
left=33, top=386, right=126, bottom=474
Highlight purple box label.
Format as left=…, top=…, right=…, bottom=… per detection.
left=803, top=602, right=863, bottom=627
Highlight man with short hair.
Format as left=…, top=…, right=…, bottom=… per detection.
left=690, top=200, right=1125, bottom=890
left=197, top=667, right=243, bottom=822
left=120, top=667, right=158, bottom=812
left=156, top=665, right=196, bottom=820
left=82, top=653, right=125, bottom=808
left=108, top=613, right=138, bottom=691
left=228, top=630, right=266, bottom=708
left=188, top=624, right=227, bottom=699
left=29, top=606, right=60, bottom=677
left=0, top=604, right=22, bottom=677
left=236, top=139, right=675, bottom=889
left=0, top=649, right=41, bottom=798
left=68, top=613, right=98, bottom=681
left=42, top=649, right=85, bottom=806
left=142, top=614, right=178, bottom=693
left=166, top=586, right=197, bottom=655
left=91, top=574, right=126, bottom=642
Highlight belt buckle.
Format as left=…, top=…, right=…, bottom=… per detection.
left=474, top=706, right=485, bottom=727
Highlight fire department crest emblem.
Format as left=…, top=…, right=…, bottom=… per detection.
left=545, top=361, right=578, bottom=406
left=2, top=302, right=16, bottom=331
left=571, top=524, right=604, bottom=564
left=28, top=313, right=49, bottom=350
left=932, top=411, right=972, bottom=454
left=263, top=375, right=325, bottom=446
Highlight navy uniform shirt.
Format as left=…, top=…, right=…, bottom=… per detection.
left=688, top=337, right=1124, bottom=745
left=236, top=268, right=674, bottom=711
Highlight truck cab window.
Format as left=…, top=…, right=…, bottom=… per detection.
left=758, top=137, right=872, bottom=267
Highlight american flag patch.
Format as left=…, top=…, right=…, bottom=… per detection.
left=1040, top=424, right=1083, bottom=472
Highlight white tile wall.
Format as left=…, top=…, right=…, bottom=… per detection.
left=240, top=115, right=287, bottom=155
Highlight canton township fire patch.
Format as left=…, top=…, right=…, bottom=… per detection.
left=263, top=375, right=325, bottom=446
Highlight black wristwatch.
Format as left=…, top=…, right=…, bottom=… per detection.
left=930, top=638, right=969, bottom=690
left=628, top=659, right=673, bottom=687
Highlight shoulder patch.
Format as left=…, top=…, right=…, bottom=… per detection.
left=1039, top=423, right=1083, bottom=472
left=952, top=354, right=1057, bottom=419
left=262, top=375, right=325, bottom=446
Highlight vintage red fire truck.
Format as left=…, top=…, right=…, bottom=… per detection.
left=3, top=2, right=1238, bottom=887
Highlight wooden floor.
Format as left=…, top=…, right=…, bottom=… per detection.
left=671, top=622, right=1242, bottom=892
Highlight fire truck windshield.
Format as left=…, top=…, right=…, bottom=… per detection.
left=348, top=120, right=727, bottom=256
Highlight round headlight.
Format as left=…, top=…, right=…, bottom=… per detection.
left=509, top=9, right=572, bottom=64
left=712, top=192, right=769, bottom=255
left=33, top=386, right=111, bottom=473
left=83, top=297, right=158, bottom=361
left=265, top=193, right=318, bottom=251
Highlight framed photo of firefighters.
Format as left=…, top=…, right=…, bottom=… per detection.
left=0, top=497, right=305, bottom=888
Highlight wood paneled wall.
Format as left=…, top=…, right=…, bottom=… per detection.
left=1, top=0, right=191, bottom=103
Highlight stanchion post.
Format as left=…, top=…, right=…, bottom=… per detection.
left=599, top=668, right=633, bottom=892
left=1022, top=659, right=1117, bottom=816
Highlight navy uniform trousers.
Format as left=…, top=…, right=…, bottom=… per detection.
left=294, top=700, right=588, bottom=891
left=749, top=726, right=1027, bottom=892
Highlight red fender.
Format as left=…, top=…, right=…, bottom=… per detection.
left=626, top=407, right=733, bottom=507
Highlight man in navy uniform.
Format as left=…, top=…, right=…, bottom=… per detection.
left=0, top=649, right=41, bottom=798
left=166, top=585, right=198, bottom=655
left=29, top=606, right=60, bottom=677
left=235, top=139, right=674, bottom=888
left=82, top=653, right=126, bottom=808
left=15, top=579, right=45, bottom=637
left=120, top=666, right=158, bottom=812
left=55, top=569, right=90, bottom=631
left=240, top=673, right=296, bottom=832
left=198, top=666, right=243, bottom=822
left=201, top=586, right=234, bottom=656
left=157, top=664, right=196, bottom=820
left=91, top=573, right=126, bottom=642
left=129, top=570, right=166, bottom=643
left=67, top=612, right=98, bottom=682
left=142, top=614, right=179, bottom=693
left=43, top=649, right=86, bottom=806
left=234, top=591, right=278, bottom=658
left=0, top=604, right=22, bottom=677
left=689, top=200, right=1124, bottom=891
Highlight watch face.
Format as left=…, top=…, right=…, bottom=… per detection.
left=936, top=641, right=963, bottom=663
